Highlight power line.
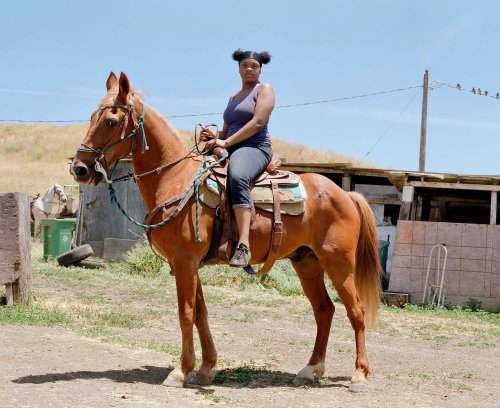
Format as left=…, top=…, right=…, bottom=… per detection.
left=274, top=85, right=422, bottom=109
left=0, top=88, right=99, bottom=99
left=0, top=84, right=422, bottom=123
left=362, top=89, right=421, bottom=160
left=0, top=119, right=89, bottom=123
left=433, top=80, right=500, bottom=99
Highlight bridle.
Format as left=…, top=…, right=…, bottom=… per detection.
left=77, top=99, right=148, bottom=181
left=76, top=97, right=207, bottom=187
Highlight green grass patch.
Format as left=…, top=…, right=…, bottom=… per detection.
left=215, top=360, right=291, bottom=386
left=383, top=303, right=500, bottom=326
left=0, top=305, right=70, bottom=326
left=215, top=364, right=271, bottom=385
left=198, top=390, right=235, bottom=404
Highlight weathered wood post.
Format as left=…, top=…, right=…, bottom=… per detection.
left=0, top=193, right=32, bottom=305
left=399, top=185, right=415, bottom=221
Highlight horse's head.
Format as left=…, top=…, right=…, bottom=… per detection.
left=53, top=183, right=67, bottom=203
left=70, top=71, right=143, bottom=185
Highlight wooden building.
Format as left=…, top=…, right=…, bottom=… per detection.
left=76, top=159, right=146, bottom=257
left=282, top=163, right=500, bottom=311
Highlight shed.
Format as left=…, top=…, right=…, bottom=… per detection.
left=76, top=159, right=146, bottom=257
left=281, top=162, right=500, bottom=311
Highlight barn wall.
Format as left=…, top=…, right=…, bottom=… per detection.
left=78, top=161, right=147, bottom=257
left=389, top=221, right=500, bottom=311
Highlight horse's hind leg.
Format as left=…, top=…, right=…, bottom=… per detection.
left=319, top=253, right=370, bottom=392
left=291, top=251, right=334, bottom=386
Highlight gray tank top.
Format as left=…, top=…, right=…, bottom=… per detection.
left=223, top=84, right=271, bottom=147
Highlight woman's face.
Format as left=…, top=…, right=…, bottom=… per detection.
left=239, top=58, right=261, bottom=82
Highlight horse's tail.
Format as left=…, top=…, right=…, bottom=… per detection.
left=347, top=192, right=382, bottom=328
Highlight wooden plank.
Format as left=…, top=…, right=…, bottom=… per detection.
left=13, top=192, right=32, bottom=305
left=0, top=193, right=31, bottom=304
left=80, top=161, right=147, bottom=248
left=104, top=238, right=139, bottom=262
left=398, top=186, right=414, bottom=221
left=284, top=162, right=352, bottom=168
left=5, top=284, right=14, bottom=306
left=367, top=198, right=402, bottom=205
left=491, top=191, right=498, bottom=225
left=342, top=175, right=351, bottom=192
left=281, top=165, right=347, bottom=174
left=409, top=181, right=500, bottom=192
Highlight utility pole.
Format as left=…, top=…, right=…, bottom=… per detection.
left=419, top=70, right=429, bottom=172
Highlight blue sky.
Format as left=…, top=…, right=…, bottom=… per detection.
left=1, top=0, right=499, bottom=175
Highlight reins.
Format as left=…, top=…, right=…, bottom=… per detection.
left=108, top=153, right=227, bottom=242
left=78, top=98, right=227, bottom=242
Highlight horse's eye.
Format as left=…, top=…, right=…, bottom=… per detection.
left=106, top=119, right=117, bottom=128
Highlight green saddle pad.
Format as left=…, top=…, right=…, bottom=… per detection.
left=205, top=178, right=307, bottom=204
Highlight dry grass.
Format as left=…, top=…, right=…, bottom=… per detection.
left=1, top=124, right=370, bottom=196
left=0, top=124, right=87, bottom=195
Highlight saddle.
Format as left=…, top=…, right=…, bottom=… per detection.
left=200, top=152, right=306, bottom=275
left=143, top=151, right=306, bottom=276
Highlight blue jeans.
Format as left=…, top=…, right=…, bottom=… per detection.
left=228, top=143, right=273, bottom=209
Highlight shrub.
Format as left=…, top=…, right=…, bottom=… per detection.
left=114, top=240, right=164, bottom=278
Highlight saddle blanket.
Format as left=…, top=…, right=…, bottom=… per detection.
left=199, top=178, right=308, bottom=215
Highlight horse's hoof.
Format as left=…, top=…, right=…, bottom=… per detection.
left=162, top=369, right=185, bottom=388
left=293, top=374, right=314, bottom=387
left=349, top=380, right=368, bottom=393
left=187, top=370, right=215, bottom=386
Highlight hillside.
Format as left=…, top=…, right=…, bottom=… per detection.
left=0, top=124, right=371, bottom=195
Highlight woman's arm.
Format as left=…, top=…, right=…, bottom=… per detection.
left=218, top=122, right=229, bottom=140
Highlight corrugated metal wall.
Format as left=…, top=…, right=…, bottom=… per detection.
left=76, top=160, right=147, bottom=257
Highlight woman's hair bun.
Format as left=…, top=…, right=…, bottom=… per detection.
left=232, top=48, right=244, bottom=61
left=232, top=49, right=272, bottom=65
left=259, top=51, right=272, bottom=64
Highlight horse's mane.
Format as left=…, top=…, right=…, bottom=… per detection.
left=130, top=93, right=184, bottom=144
left=99, top=91, right=185, bottom=145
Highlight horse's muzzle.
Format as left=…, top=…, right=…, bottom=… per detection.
left=70, top=158, right=91, bottom=184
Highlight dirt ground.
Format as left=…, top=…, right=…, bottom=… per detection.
left=1, top=261, right=499, bottom=407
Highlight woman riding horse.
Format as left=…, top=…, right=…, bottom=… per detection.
left=201, top=49, right=274, bottom=268
left=70, top=71, right=381, bottom=392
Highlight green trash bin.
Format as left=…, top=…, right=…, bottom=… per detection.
left=41, top=218, right=76, bottom=260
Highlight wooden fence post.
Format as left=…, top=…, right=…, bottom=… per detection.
left=0, top=193, right=32, bottom=305
left=399, top=185, right=415, bottom=221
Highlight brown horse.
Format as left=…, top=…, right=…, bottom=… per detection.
left=70, top=72, right=381, bottom=392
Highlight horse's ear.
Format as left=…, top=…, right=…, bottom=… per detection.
left=106, top=72, right=118, bottom=93
left=118, top=72, right=131, bottom=103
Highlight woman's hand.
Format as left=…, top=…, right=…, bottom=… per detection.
left=205, top=138, right=229, bottom=151
left=200, top=126, right=217, bottom=142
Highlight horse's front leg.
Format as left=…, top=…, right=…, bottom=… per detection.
left=163, top=257, right=200, bottom=388
left=190, top=278, right=217, bottom=385
left=162, top=256, right=217, bottom=387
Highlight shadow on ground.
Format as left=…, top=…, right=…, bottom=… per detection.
left=14, top=365, right=173, bottom=385
left=14, top=365, right=350, bottom=389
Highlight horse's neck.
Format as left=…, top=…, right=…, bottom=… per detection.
left=131, top=106, right=197, bottom=211
left=35, top=188, right=54, bottom=213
